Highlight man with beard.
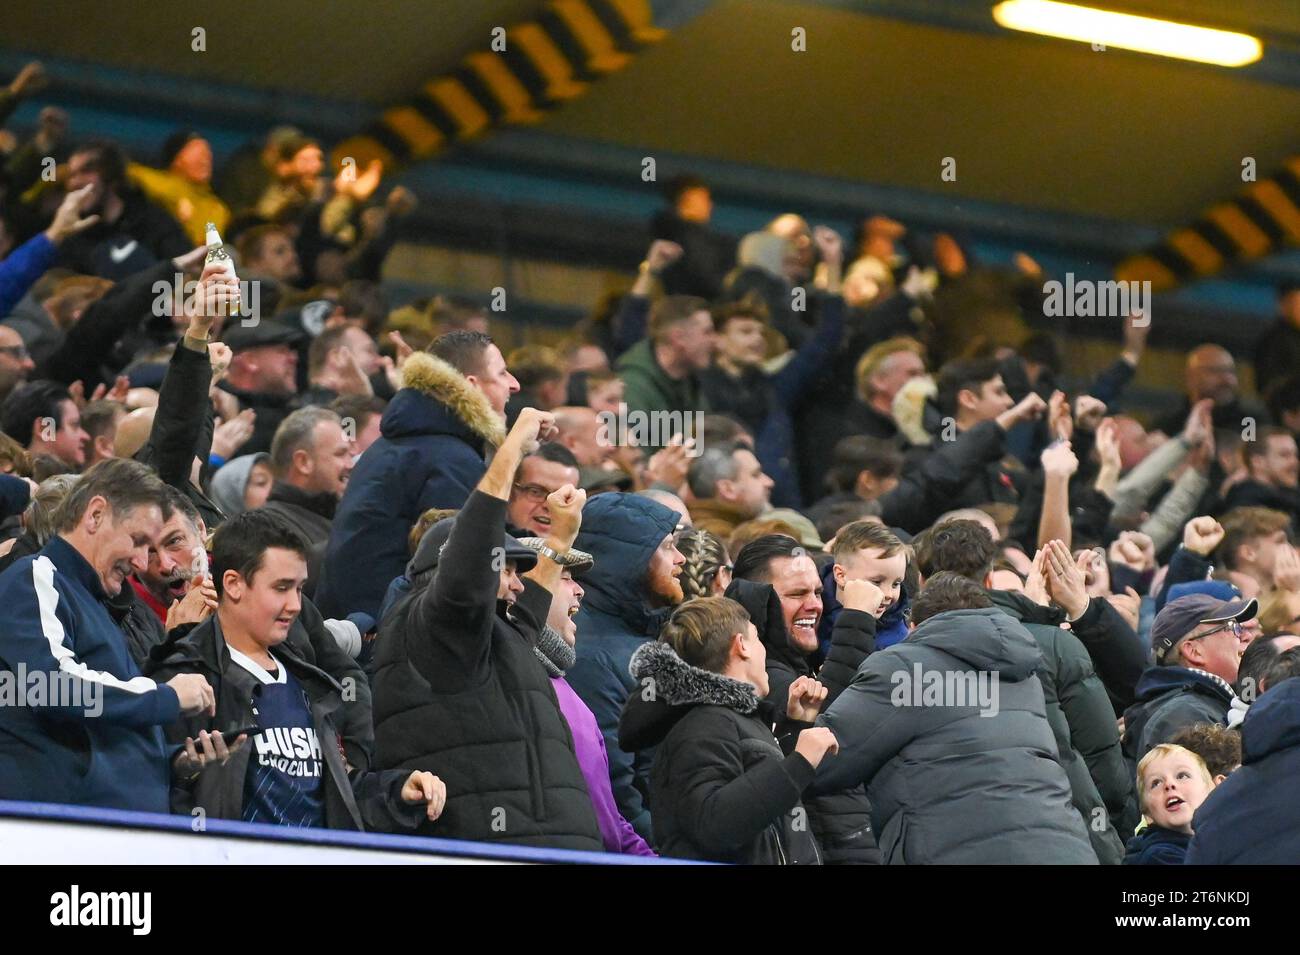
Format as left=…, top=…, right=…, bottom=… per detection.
left=1153, top=345, right=1267, bottom=437
left=56, top=140, right=191, bottom=280
left=566, top=492, right=684, bottom=841
left=120, top=486, right=216, bottom=665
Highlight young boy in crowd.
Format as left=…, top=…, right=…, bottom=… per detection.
left=1123, top=744, right=1217, bottom=865
left=619, top=596, right=838, bottom=863
left=147, top=510, right=445, bottom=831
left=829, top=519, right=909, bottom=642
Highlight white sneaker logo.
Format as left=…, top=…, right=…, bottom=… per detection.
left=109, top=240, right=139, bottom=264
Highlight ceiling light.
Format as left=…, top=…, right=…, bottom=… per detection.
left=992, top=0, right=1263, bottom=67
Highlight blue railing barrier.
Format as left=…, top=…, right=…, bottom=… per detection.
left=0, top=800, right=701, bottom=865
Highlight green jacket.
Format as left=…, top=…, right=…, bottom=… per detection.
left=988, top=590, right=1132, bottom=863
left=615, top=340, right=710, bottom=451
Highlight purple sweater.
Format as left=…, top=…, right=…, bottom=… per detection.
left=552, top=674, right=656, bottom=856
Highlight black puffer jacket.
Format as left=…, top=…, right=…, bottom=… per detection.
left=988, top=590, right=1132, bottom=863
left=135, top=340, right=225, bottom=531
left=371, top=490, right=603, bottom=851
left=1064, top=594, right=1147, bottom=714
left=814, top=607, right=1097, bottom=864
left=726, top=578, right=879, bottom=864
left=620, top=641, right=821, bottom=865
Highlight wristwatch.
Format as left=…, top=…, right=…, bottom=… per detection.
left=534, top=543, right=569, bottom=564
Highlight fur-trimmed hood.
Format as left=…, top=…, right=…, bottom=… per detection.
left=385, top=351, right=505, bottom=448
left=620, top=640, right=760, bottom=751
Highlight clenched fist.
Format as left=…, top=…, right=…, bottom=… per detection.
left=1183, top=516, right=1225, bottom=557
left=787, top=675, right=829, bottom=722
left=794, top=727, right=839, bottom=768
left=839, top=577, right=887, bottom=617
left=507, top=408, right=557, bottom=454
left=543, top=483, right=586, bottom=550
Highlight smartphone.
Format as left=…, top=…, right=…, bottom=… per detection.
left=187, top=725, right=259, bottom=749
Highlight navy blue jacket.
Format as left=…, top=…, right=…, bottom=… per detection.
left=1121, top=667, right=1234, bottom=771
left=0, top=473, right=31, bottom=520
left=1186, top=677, right=1300, bottom=864
left=0, top=536, right=180, bottom=812
left=817, top=561, right=910, bottom=660
left=1122, top=825, right=1190, bottom=865
left=316, top=353, right=502, bottom=619
left=566, top=492, right=679, bottom=842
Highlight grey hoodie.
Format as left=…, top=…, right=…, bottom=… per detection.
left=208, top=452, right=269, bottom=517
left=813, top=606, right=1098, bottom=864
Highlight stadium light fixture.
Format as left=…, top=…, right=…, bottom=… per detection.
left=992, top=0, right=1263, bottom=67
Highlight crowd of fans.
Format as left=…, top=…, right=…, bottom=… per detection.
left=1, top=60, right=1299, bottom=864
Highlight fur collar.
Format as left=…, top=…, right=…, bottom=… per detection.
left=629, top=641, right=760, bottom=713
left=400, top=351, right=505, bottom=448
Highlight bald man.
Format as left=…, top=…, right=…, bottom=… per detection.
left=553, top=405, right=614, bottom=468
left=767, top=213, right=814, bottom=282
left=1153, top=344, right=1266, bottom=436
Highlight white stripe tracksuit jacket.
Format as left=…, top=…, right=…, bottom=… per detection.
left=0, top=535, right=179, bottom=812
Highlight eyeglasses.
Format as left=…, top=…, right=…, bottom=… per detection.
left=512, top=483, right=552, bottom=502
left=1184, top=620, right=1243, bottom=644
left=1161, top=619, right=1243, bottom=663
left=0, top=345, right=30, bottom=360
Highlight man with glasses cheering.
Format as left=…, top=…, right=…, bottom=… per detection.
left=1122, top=594, right=1257, bottom=769
left=505, top=442, right=580, bottom=537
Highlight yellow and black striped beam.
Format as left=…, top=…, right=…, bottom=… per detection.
left=1116, top=156, right=1300, bottom=291
left=332, top=0, right=666, bottom=171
